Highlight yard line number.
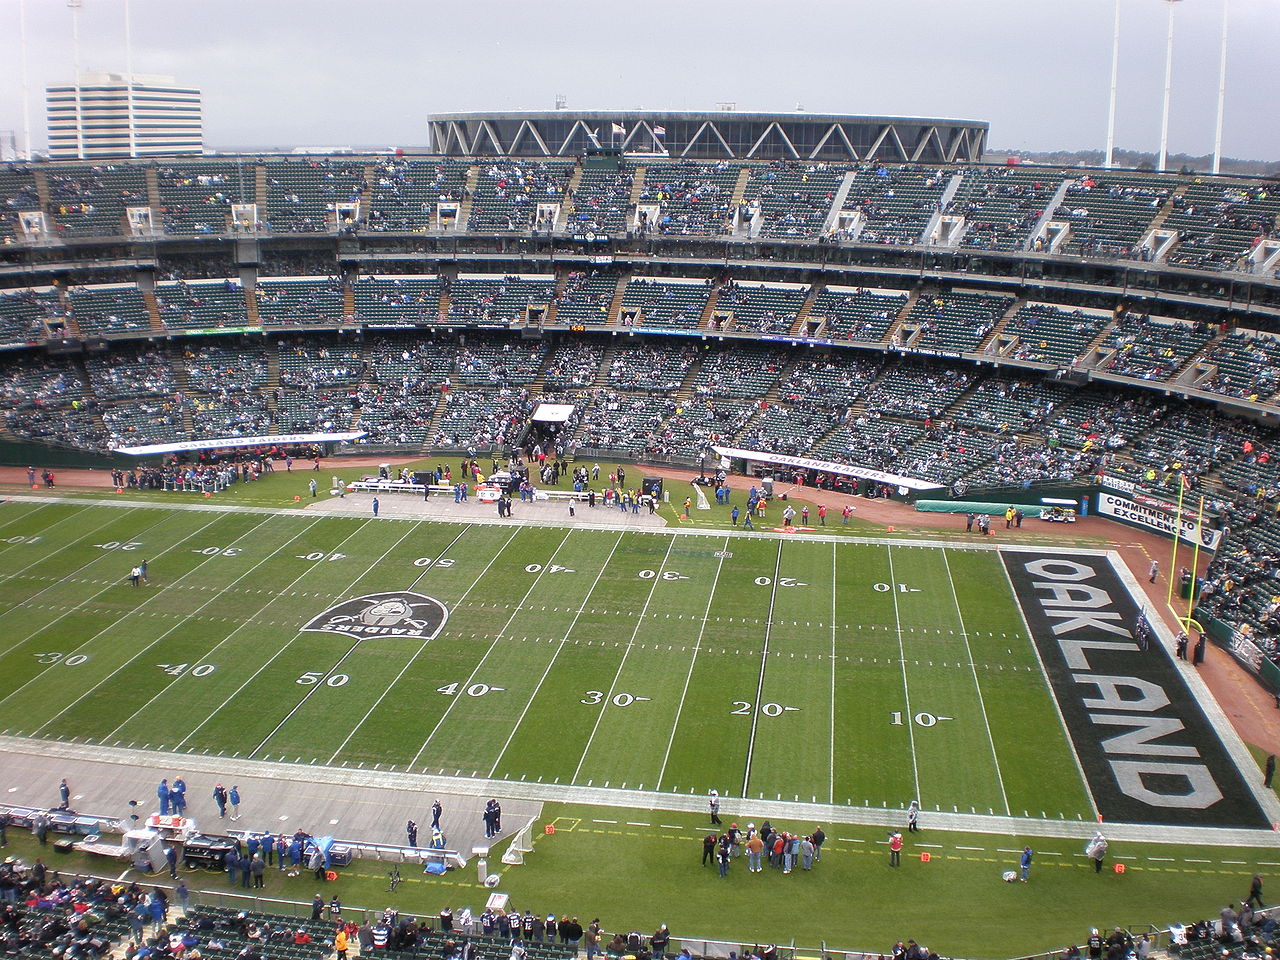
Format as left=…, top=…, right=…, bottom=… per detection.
left=35, top=652, right=89, bottom=666
left=732, top=700, right=799, bottom=717
left=195, top=546, right=243, bottom=556
left=436, top=682, right=504, bottom=697
left=890, top=711, right=954, bottom=727
left=158, top=662, right=216, bottom=677
left=1, top=535, right=41, bottom=544
left=525, top=563, right=574, bottom=574
left=638, top=569, right=688, bottom=581
left=874, top=583, right=921, bottom=593
left=297, top=672, right=349, bottom=687
left=755, top=576, right=806, bottom=587
left=413, top=557, right=455, bottom=568
left=581, top=691, right=651, bottom=707
left=94, top=540, right=142, bottom=551
left=297, top=551, right=347, bottom=562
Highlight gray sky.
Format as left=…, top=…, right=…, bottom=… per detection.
left=1, top=0, right=1276, bottom=159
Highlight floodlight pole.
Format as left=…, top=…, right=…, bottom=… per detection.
left=1104, top=0, right=1121, bottom=169
left=124, top=0, right=137, bottom=158
left=1212, top=0, right=1229, bottom=175
left=18, top=0, right=32, bottom=159
left=69, top=0, right=85, bottom=160
left=1157, top=0, right=1182, bottom=172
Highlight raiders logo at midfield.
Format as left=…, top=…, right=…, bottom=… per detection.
left=303, top=592, right=449, bottom=640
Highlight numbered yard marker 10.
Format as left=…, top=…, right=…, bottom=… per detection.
left=873, top=583, right=921, bottom=593
left=890, top=712, right=953, bottom=726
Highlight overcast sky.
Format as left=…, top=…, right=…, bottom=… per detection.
left=0, top=0, right=1275, bottom=159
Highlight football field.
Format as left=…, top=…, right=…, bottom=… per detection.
left=0, top=498, right=1262, bottom=831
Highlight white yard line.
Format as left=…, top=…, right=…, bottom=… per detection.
left=249, top=524, right=481, bottom=758
left=31, top=514, right=284, bottom=735
left=0, top=512, right=230, bottom=707
left=101, top=518, right=327, bottom=742
left=656, top=537, right=728, bottom=788
left=571, top=534, right=676, bottom=784
left=0, top=506, right=170, bottom=655
left=486, top=531, right=627, bottom=778
left=996, top=551, right=1100, bottom=821
left=405, top=528, right=578, bottom=772
left=741, top=539, right=783, bottom=799
left=829, top=539, right=837, bottom=805
left=325, top=525, right=517, bottom=764
left=887, top=544, right=922, bottom=804
left=171, top=517, right=400, bottom=752
left=940, top=547, right=1011, bottom=816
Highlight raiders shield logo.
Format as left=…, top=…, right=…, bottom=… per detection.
left=302, top=592, right=449, bottom=641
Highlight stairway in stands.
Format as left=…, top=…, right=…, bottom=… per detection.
left=605, top=275, right=630, bottom=328
left=789, top=283, right=825, bottom=337
left=456, top=166, right=481, bottom=231
left=170, top=345, right=195, bottom=436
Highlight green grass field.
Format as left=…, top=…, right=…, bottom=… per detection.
left=0, top=499, right=1098, bottom=821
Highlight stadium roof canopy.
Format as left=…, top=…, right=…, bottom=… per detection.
left=426, top=110, right=988, bottom=163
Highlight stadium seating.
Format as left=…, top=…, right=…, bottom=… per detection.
left=1199, top=330, right=1280, bottom=403
left=567, top=164, right=633, bottom=235
left=841, top=165, right=950, bottom=244
left=0, top=164, right=41, bottom=241
left=907, top=290, right=1015, bottom=353
left=553, top=272, right=618, bottom=326
left=1055, top=173, right=1172, bottom=257
left=1005, top=303, right=1111, bottom=366
left=1164, top=181, right=1280, bottom=272
left=0, top=286, right=63, bottom=346
left=68, top=284, right=151, bottom=336
left=808, top=286, right=907, bottom=343
left=84, top=345, right=176, bottom=399
left=1099, top=314, right=1214, bottom=382
left=448, top=275, right=556, bottom=325
left=435, top=388, right=531, bottom=448
left=692, top=344, right=790, bottom=398
left=366, top=157, right=471, bottom=232
left=256, top=277, right=347, bottom=326
left=265, top=158, right=366, bottom=233
left=713, top=281, right=808, bottom=335
left=543, top=340, right=606, bottom=390
left=606, top=344, right=694, bottom=392
left=952, top=165, right=1060, bottom=252
left=156, top=160, right=252, bottom=235
left=468, top=161, right=573, bottom=232
left=621, top=278, right=712, bottom=331
left=46, top=163, right=148, bottom=238
left=154, top=279, right=251, bottom=332
left=182, top=340, right=269, bottom=393
left=450, top=336, right=547, bottom=386
left=742, top=161, right=845, bottom=239
left=354, top=276, right=443, bottom=326
left=639, top=162, right=739, bottom=236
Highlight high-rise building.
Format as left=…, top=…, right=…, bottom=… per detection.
left=46, top=72, right=202, bottom=159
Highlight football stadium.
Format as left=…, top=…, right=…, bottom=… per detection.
left=1, top=2, right=1280, bottom=959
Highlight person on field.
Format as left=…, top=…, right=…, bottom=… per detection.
left=1086, top=832, right=1108, bottom=873
left=1020, top=845, right=1033, bottom=881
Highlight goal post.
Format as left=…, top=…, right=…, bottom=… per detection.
left=692, top=484, right=711, bottom=511
left=501, top=816, right=537, bottom=865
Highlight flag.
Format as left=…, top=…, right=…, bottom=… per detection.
left=611, top=122, right=626, bottom=136
left=653, top=125, right=666, bottom=137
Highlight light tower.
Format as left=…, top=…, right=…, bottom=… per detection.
left=1212, top=0, right=1229, bottom=175
left=1157, top=0, right=1183, bottom=172
left=69, top=0, right=85, bottom=160
left=1104, top=0, right=1121, bottom=168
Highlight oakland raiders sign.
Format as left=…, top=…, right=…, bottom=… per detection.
left=303, top=592, right=449, bottom=641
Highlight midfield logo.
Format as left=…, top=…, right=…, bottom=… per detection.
left=303, top=592, right=449, bottom=640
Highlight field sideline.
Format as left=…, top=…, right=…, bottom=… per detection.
left=0, top=495, right=1271, bottom=843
